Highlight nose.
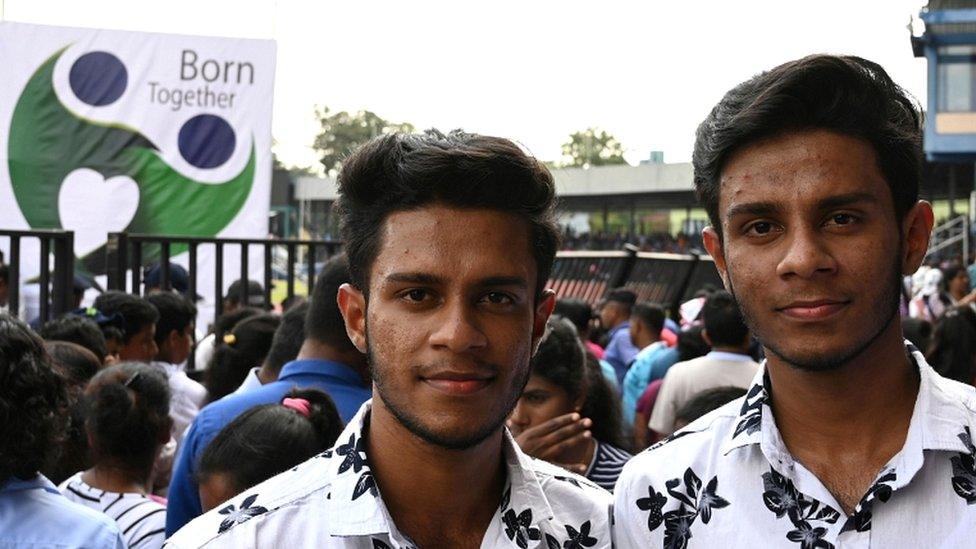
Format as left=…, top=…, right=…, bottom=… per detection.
left=508, top=400, right=530, bottom=431
left=428, top=300, right=488, bottom=353
left=775, top=226, right=837, bottom=279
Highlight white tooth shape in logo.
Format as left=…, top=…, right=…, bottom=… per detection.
left=58, top=168, right=140, bottom=257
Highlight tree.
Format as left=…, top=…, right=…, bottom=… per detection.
left=560, top=127, right=627, bottom=168
left=312, top=106, right=414, bottom=175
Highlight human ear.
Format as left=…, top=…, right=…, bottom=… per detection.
left=702, top=226, right=730, bottom=291
left=337, top=283, right=368, bottom=354
left=901, top=201, right=935, bottom=275
left=531, top=289, right=556, bottom=355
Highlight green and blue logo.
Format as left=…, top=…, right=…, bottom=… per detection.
left=8, top=48, right=255, bottom=272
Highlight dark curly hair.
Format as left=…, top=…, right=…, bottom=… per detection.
left=531, top=317, right=630, bottom=450
left=693, top=55, right=921, bottom=239
left=335, top=129, right=560, bottom=300
left=40, top=314, right=109, bottom=362
left=0, top=314, right=69, bottom=481
left=85, top=362, right=172, bottom=476
left=93, top=291, right=159, bottom=344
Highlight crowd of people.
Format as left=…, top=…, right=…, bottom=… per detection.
left=3, top=52, right=976, bottom=548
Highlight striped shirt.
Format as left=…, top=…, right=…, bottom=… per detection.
left=59, top=473, right=167, bottom=548
left=585, top=440, right=633, bottom=492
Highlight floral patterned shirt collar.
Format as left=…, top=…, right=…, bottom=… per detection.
left=322, top=400, right=555, bottom=542
left=719, top=342, right=972, bottom=480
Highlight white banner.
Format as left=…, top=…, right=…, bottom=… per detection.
left=0, top=22, right=276, bottom=323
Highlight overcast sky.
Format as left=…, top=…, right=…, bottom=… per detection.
left=4, top=0, right=931, bottom=171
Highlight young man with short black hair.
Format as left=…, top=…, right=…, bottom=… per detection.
left=613, top=55, right=975, bottom=547
left=167, top=130, right=611, bottom=548
left=648, top=290, right=758, bottom=436
left=621, top=303, right=668, bottom=427
left=600, top=288, right=639, bottom=385
left=145, top=292, right=207, bottom=448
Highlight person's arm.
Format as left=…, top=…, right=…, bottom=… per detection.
left=165, top=419, right=208, bottom=537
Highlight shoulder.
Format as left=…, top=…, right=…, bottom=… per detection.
left=172, top=371, right=207, bottom=399
left=520, top=458, right=613, bottom=545
left=33, top=491, right=125, bottom=548
left=526, top=456, right=612, bottom=507
left=167, top=451, right=334, bottom=548
left=618, top=398, right=741, bottom=494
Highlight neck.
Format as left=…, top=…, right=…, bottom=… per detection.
left=256, top=361, right=277, bottom=385
left=766, top=321, right=919, bottom=458
left=296, top=339, right=369, bottom=383
left=637, top=335, right=659, bottom=349
left=81, top=462, right=151, bottom=494
left=712, top=345, right=749, bottom=355
left=366, top=397, right=505, bottom=545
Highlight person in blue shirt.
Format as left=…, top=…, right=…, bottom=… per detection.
left=0, top=314, right=125, bottom=549
left=599, top=288, right=639, bottom=385
left=621, top=303, right=668, bottom=426
left=164, top=255, right=370, bottom=536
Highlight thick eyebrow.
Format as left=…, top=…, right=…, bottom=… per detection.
left=384, top=272, right=527, bottom=289
left=385, top=272, right=445, bottom=285
left=814, top=192, right=879, bottom=212
left=725, top=201, right=781, bottom=223
left=475, top=276, right=529, bottom=290
left=725, top=192, right=881, bottom=223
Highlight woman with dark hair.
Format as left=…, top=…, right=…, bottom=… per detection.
left=42, top=341, right=102, bottom=485
left=59, top=362, right=172, bottom=549
left=205, top=313, right=280, bottom=402
left=0, top=314, right=124, bottom=548
left=508, top=317, right=632, bottom=492
left=926, top=305, right=976, bottom=386
left=195, top=387, right=343, bottom=511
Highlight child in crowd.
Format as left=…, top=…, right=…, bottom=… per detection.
left=193, top=306, right=264, bottom=371
left=59, top=362, right=172, bottom=549
left=508, top=317, right=633, bottom=492
left=93, top=291, right=160, bottom=363
left=40, top=313, right=112, bottom=366
left=205, top=313, right=280, bottom=402
left=0, top=314, right=124, bottom=549
left=671, top=386, right=748, bottom=432
left=41, top=341, right=102, bottom=485
left=145, top=292, right=207, bottom=447
left=195, top=388, right=342, bottom=511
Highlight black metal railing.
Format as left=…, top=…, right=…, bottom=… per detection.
left=0, top=229, right=75, bottom=322
left=549, top=246, right=722, bottom=316
left=105, top=233, right=342, bottom=317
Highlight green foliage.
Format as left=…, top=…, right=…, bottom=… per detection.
left=560, top=127, right=627, bottom=168
left=312, top=106, right=414, bottom=174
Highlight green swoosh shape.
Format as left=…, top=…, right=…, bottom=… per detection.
left=8, top=49, right=255, bottom=272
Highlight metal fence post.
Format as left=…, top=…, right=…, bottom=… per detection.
left=105, top=232, right=128, bottom=291
left=609, top=244, right=640, bottom=290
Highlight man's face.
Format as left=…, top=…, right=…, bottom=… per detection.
left=950, top=271, right=970, bottom=297
left=703, top=130, right=930, bottom=371
left=162, top=323, right=195, bottom=365
left=340, top=205, right=554, bottom=450
left=599, top=302, right=621, bottom=330
left=119, top=323, right=158, bottom=363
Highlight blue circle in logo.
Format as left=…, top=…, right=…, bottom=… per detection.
left=178, top=114, right=236, bottom=169
left=69, top=51, right=128, bottom=106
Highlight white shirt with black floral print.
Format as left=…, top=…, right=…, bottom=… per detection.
left=165, top=400, right=612, bottom=548
left=614, top=343, right=976, bottom=549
